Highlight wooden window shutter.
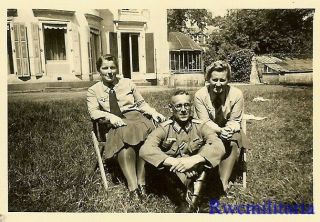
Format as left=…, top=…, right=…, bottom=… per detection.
left=72, top=24, right=82, bottom=75
left=145, top=33, right=155, bottom=73
left=31, top=23, right=42, bottom=76
left=13, top=23, right=30, bottom=77
left=88, top=38, right=92, bottom=74
left=109, top=32, right=118, bottom=59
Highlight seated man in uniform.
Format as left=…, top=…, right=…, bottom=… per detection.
left=139, top=90, right=225, bottom=212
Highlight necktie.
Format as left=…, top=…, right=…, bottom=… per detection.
left=109, top=87, right=124, bottom=118
left=213, top=96, right=224, bottom=126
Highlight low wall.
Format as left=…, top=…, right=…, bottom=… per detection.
left=158, top=73, right=205, bottom=87
left=279, top=72, right=313, bottom=85
left=262, top=72, right=313, bottom=85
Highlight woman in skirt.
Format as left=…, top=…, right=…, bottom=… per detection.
left=193, top=60, right=249, bottom=193
left=87, top=54, right=165, bottom=199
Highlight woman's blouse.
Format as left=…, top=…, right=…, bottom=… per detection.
left=87, top=78, right=156, bottom=120
left=194, top=85, right=244, bottom=133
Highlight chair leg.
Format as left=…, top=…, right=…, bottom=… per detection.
left=92, top=131, right=109, bottom=191
left=93, top=146, right=105, bottom=172
left=242, top=147, right=247, bottom=189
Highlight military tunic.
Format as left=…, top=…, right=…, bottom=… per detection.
left=140, top=118, right=225, bottom=169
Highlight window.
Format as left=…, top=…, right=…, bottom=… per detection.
left=170, top=51, right=202, bottom=73
left=263, top=65, right=276, bottom=73
left=43, top=24, right=67, bottom=60
left=7, top=9, right=18, bottom=17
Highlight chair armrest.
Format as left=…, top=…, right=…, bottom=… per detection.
left=92, top=118, right=112, bottom=142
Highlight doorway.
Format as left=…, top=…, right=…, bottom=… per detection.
left=121, top=33, right=140, bottom=79
left=7, top=23, right=14, bottom=74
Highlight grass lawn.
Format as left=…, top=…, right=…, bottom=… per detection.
left=8, top=85, right=313, bottom=212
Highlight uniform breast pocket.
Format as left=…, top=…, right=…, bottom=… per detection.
left=189, top=137, right=205, bottom=152
left=161, top=137, right=177, bottom=152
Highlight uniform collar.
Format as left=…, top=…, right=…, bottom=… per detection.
left=172, top=118, right=193, bottom=133
left=100, top=78, right=120, bottom=93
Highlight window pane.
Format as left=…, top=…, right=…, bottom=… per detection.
left=19, top=25, right=26, bottom=41
left=188, top=52, right=193, bottom=70
left=21, top=42, right=28, bottom=58
left=15, top=42, right=20, bottom=58
left=183, top=52, right=187, bottom=72
left=174, top=52, right=177, bottom=71
left=44, top=28, right=66, bottom=60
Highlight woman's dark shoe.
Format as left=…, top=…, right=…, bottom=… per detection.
left=129, top=189, right=142, bottom=202
left=138, top=185, right=147, bottom=197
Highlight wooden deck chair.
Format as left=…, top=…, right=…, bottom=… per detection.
left=240, top=117, right=247, bottom=189
left=232, top=116, right=248, bottom=189
left=91, top=118, right=111, bottom=191
left=91, top=115, right=158, bottom=192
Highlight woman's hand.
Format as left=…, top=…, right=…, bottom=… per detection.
left=220, top=127, right=233, bottom=140
left=185, top=170, right=198, bottom=178
left=109, top=115, right=127, bottom=128
left=151, top=112, right=166, bottom=123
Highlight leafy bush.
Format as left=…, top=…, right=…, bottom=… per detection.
left=227, top=49, right=255, bottom=82
left=203, top=48, right=254, bottom=83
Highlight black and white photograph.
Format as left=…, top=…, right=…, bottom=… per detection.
left=3, top=0, right=317, bottom=220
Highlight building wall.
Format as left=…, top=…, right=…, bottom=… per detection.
left=148, top=9, right=169, bottom=78
left=7, top=8, right=103, bottom=83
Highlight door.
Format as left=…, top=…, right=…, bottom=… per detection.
left=121, top=33, right=140, bottom=79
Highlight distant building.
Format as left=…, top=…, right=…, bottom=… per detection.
left=7, top=8, right=169, bottom=87
left=167, top=32, right=205, bottom=86
left=250, top=55, right=313, bottom=85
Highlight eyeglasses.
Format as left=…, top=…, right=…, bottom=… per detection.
left=173, top=103, right=191, bottom=111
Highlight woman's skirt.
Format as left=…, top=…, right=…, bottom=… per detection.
left=103, top=110, right=155, bottom=159
left=221, top=129, right=250, bottom=159
left=230, top=129, right=250, bottom=149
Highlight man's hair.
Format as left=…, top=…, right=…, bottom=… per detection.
left=170, top=90, right=190, bottom=104
left=205, top=60, right=231, bottom=81
left=173, top=89, right=190, bottom=96
left=96, top=54, right=118, bottom=71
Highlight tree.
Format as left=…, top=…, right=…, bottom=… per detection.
left=167, top=9, right=213, bottom=34
left=207, top=9, right=314, bottom=56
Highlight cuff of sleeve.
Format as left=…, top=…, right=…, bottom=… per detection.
left=198, top=147, right=224, bottom=168
left=225, top=122, right=241, bottom=133
left=146, top=153, right=171, bottom=168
